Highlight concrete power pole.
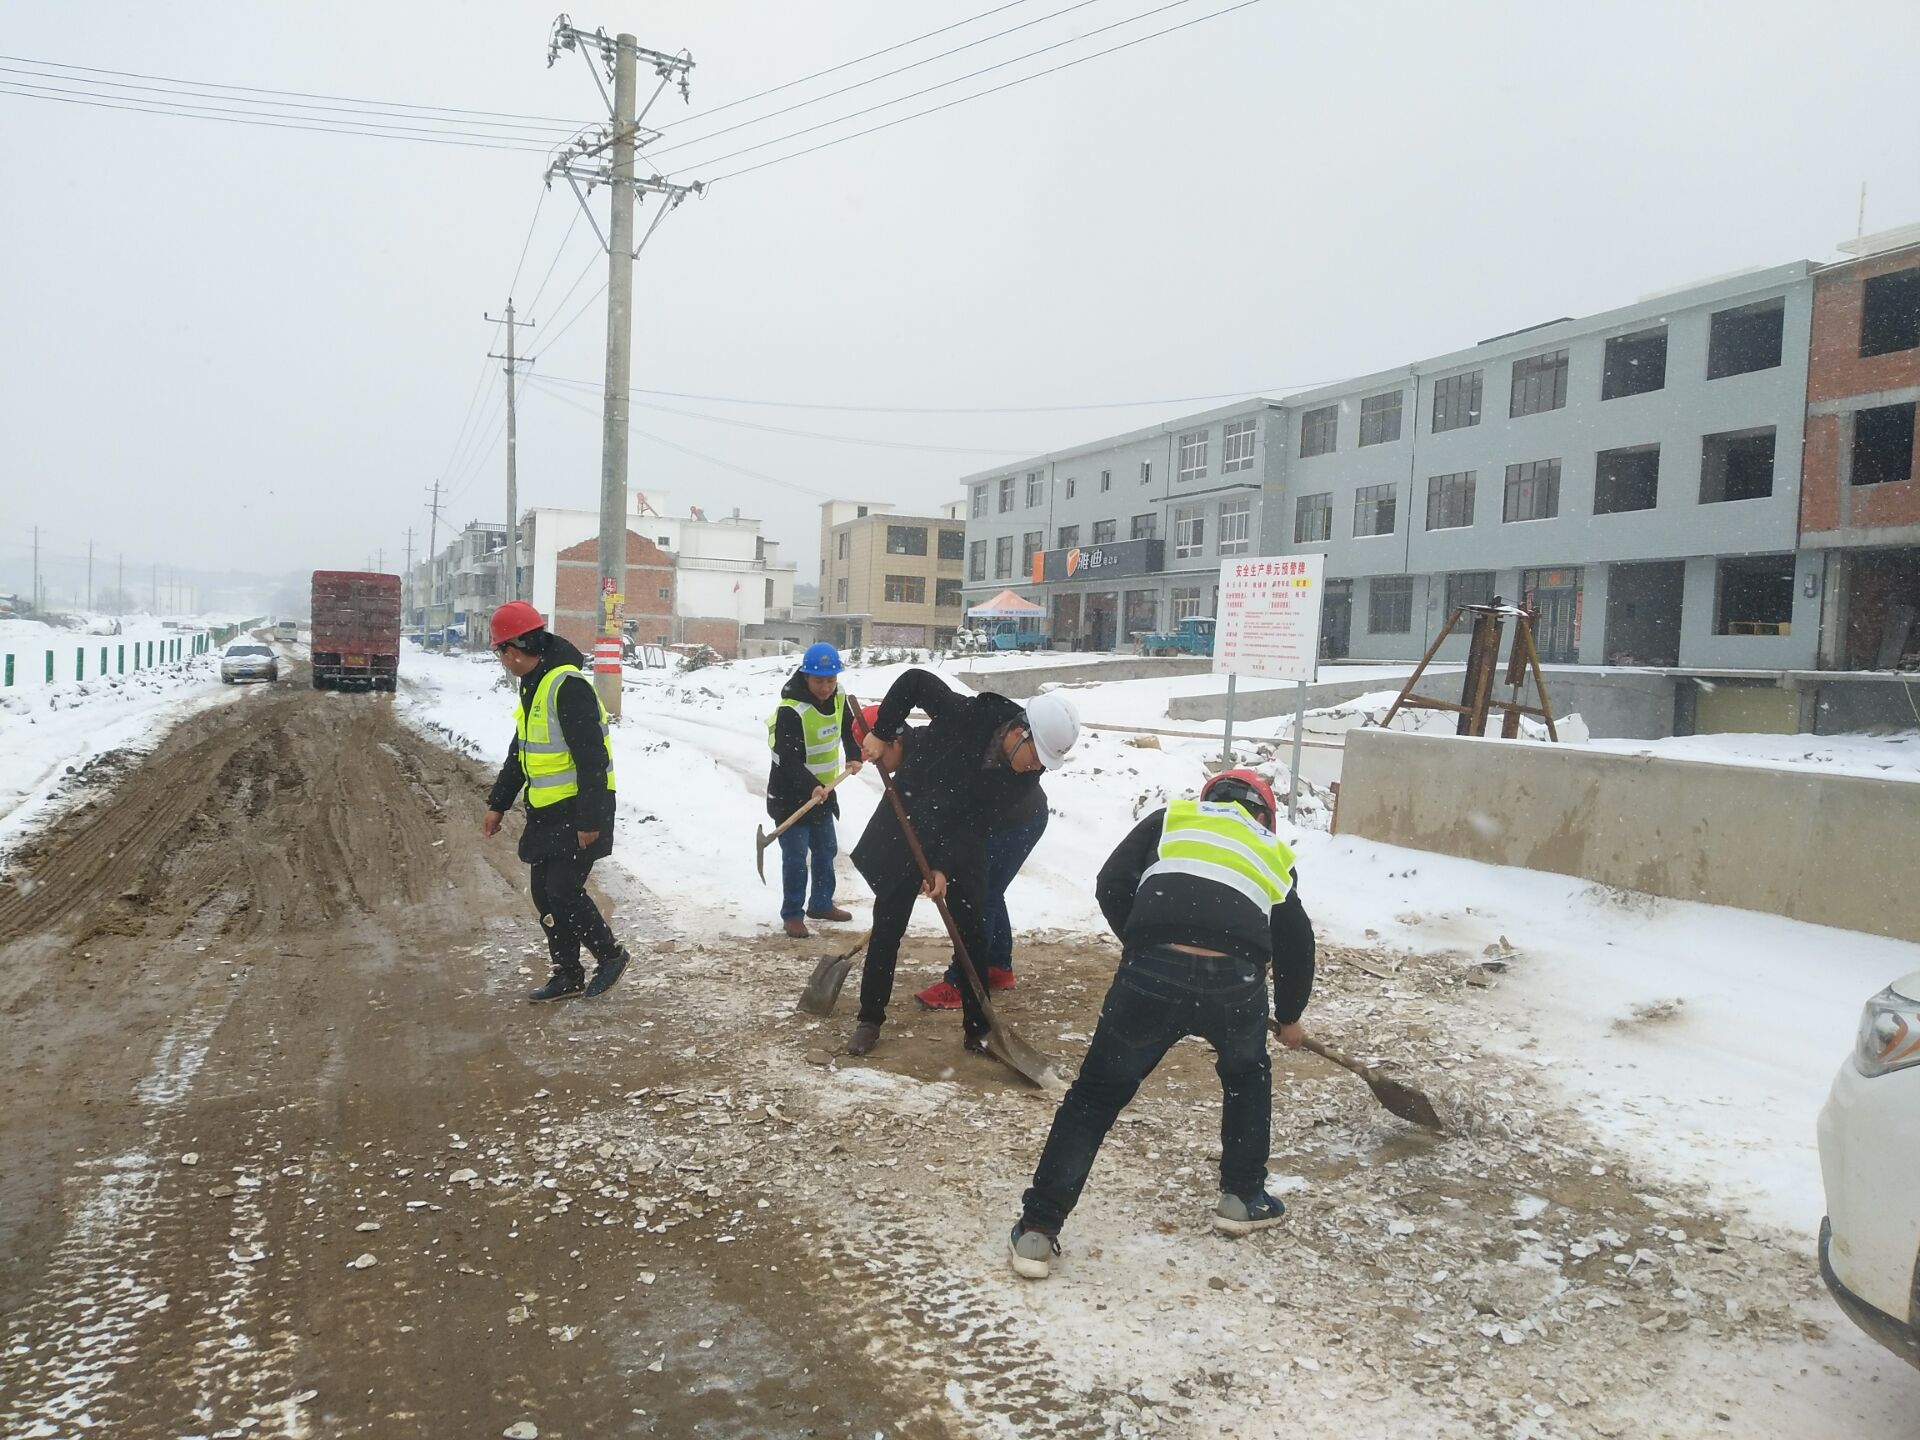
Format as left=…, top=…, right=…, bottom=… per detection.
left=486, top=300, right=535, bottom=604
left=547, top=16, right=700, bottom=717
left=425, top=479, right=444, bottom=647
left=403, top=526, right=416, bottom=627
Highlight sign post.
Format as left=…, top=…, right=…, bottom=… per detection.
left=1213, top=554, right=1326, bottom=823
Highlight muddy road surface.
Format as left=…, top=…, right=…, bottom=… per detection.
left=0, top=673, right=934, bottom=1438
left=1, top=666, right=1906, bottom=1440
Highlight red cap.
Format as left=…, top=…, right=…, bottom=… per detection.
left=1202, top=767, right=1279, bottom=824
left=489, top=600, right=545, bottom=647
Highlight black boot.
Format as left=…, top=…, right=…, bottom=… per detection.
left=583, top=946, right=631, bottom=999
left=529, top=969, right=586, bottom=1003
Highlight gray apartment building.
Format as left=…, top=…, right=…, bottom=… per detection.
left=1269, top=262, right=1821, bottom=669
left=957, top=399, right=1284, bottom=648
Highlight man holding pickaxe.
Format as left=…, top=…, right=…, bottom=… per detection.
left=766, top=643, right=863, bottom=939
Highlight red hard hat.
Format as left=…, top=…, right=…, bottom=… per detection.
left=1202, top=768, right=1279, bottom=825
left=490, top=600, right=545, bottom=647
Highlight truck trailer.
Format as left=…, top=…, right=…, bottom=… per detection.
left=309, top=571, right=401, bottom=692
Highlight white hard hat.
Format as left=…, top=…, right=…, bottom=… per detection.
left=1024, top=691, right=1081, bottom=770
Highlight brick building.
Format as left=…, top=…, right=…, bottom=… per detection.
left=1802, top=223, right=1920, bottom=669
left=550, top=531, right=674, bottom=654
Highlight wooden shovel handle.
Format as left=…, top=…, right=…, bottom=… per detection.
left=876, top=766, right=993, bottom=1015
left=764, top=768, right=854, bottom=845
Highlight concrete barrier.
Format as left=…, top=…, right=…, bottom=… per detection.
left=951, top=656, right=1214, bottom=700
left=1335, top=727, right=1920, bottom=942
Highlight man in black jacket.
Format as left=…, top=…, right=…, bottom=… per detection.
left=1007, top=768, right=1314, bottom=1280
left=846, top=668, right=1080, bottom=1057
left=766, top=643, right=862, bottom=939
left=481, top=602, right=630, bottom=1003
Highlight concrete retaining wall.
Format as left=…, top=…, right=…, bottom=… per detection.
left=951, top=656, right=1213, bottom=700
left=1335, top=727, right=1920, bottom=942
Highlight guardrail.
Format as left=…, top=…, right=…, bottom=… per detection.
left=2, top=618, right=267, bottom=689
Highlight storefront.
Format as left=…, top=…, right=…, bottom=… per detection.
left=1028, top=539, right=1167, bottom=651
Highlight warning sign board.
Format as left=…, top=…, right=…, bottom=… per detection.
left=1213, top=554, right=1324, bottom=684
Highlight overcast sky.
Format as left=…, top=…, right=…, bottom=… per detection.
left=5, top=0, right=1918, bottom=602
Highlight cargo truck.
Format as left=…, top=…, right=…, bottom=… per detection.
left=309, top=571, right=402, bottom=692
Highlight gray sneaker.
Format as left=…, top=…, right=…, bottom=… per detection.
left=1213, top=1189, right=1287, bottom=1236
left=1008, top=1222, right=1060, bottom=1280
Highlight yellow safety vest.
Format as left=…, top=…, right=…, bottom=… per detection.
left=767, top=692, right=846, bottom=787
left=515, top=664, right=615, bottom=807
left=1141, top=799, right=1296, bottom=914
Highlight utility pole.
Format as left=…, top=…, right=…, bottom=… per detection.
left=403, top=526, right=416, bottom=626
left=86, top=540, right=93, bottom=613
left=425, top=478, right=444, bottom=647
left=117, top=553, right=124, bottom=616
left=31, top=526, right=39, bottom=615
left=487, top=300, right=536, bottom=604
left=150, top=563, right=157, bottom=614
left=548, top=16, right=700, bottom=717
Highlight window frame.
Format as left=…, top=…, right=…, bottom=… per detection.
left=1593, top=444, right=1661, bottom=514
left=1021, top=530, right=1044, bottom=572
left=1177, top=430, right=1209, bottom=483
left=885, top=524, right=928, bottom=556
left=1221, top=417, right=1257, bottom=472
left=1216, top=497, right=1251, bottom=555
left=1503, top=458, right=1562, bottom=522
left=935, top=578, right=964, bottom=608
left=1091, top=518, right=1117, bottom=545
left=1698, top=427, right=1777, bottom=504
left=1706, top=298, right=1786, bottom=380
left=1294, top=491, right=1332, bottom=544
left=1444, top=570, right=1496, bottom=614
left=1431, top=370, right=1483, bottom=433
left=967, top=540, right=986, bottom=581
left=1352, top=482, right=1398, bottom=538
left=1509, top=349, right=1570, bottom=418
left=1601, top=326, right=1669, bottom=400
left=1025, top=470, right=1045, bottom=507
left=1424, top=471, right=1476, bottom=531
left=1170, top=586, right=1204, bottom=622
left=993, top=535, right=1014, bottom=578
left=1173, top=504, right=1206, bottom=559
left=1368, top=575, right=1413, bottom=634
left=1057, top=524, right=1080, bottom=550
left=936, top=529, right=965, bottom=561
left=1130, top=513, right=1158, bottom=541
left=1299, top=404, right=1338, bottom=458
left=970, top=485, right=988, bottom=519
left=997, top=476, right=1015, bottom=513
left=1358, top=390, right=1404, bottom=447
left=1860, top=268, right=1920, bottom=358
left=883, top=573, right=927, bottom=606
left=1852, top=402, right=1918, bottom=486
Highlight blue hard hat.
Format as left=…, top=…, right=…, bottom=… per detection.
left=800, top=642, right=843, bottom=676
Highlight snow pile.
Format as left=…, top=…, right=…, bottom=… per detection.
left=1584, top=728, right=1920, bottom=782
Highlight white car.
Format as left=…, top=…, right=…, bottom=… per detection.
left=220, top=641, right=279, bottom=684
left=1817, top=970, right=1920, bottom=1368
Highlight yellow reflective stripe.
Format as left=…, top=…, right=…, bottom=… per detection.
left=1154, top=800, right=1296, bottom=906
left=769, top=694, right=843, bottom=785
left=1140, top=855, right=1276, bottom=916
left=1158, top=838, right=1290, bottom=905
left=516, top=663, right=614, bottom=807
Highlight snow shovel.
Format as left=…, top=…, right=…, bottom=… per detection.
left=878, top=768, right=1065, bottom=1093
left=1281, top=1025, right=1443, bottom=1131
left=796, top=931, right=870, bottom=1017
left=755, top=771, right=854, bottom=883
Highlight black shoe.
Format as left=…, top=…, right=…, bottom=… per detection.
left=964, top=1031, right=991, bottom=1055
left=583, top=947, right=631, bottom=999
left=528, top=971, right=586, bottom=1003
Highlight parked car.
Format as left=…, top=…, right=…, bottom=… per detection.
left=1140, top=615, right=1216, bottom=657
left=220, top=641, right=279, bottom=684
left=1817, top=969, right=1920, bottom=1369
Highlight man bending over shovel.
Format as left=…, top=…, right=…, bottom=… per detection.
left=1008, top=768, right=1315, bottom=1280
left=845, top=669, right=1080, bottom=1058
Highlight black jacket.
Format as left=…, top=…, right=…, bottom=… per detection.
left=851, top=668, right=1039, bottom=892
left=486, top=636, right=616, bottom=864
left=1095, top=807, right=1316, bottom=1025
left=765, top=670, right=861, bottom=825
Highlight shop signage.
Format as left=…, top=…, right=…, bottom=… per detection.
left=1032, top=538, right=1164, bottom=584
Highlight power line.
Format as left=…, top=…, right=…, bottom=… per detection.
left=0, top=52, right=593, bottom=128
left=523, top=205, right=585, bottom=320
left=505, top=186, right=548, bottom=301
left=704, top=0, right=1263, bottom=185
left=527, top=380, right=840, bottom=500
left=658, top=0, right=1035, bottom=130
left=439, top=358, right=499, bottom=479
left=529, top=375, right=1028, bottom=454
left=645, top=0, right=1108, bottom=161
left=666, top=0, right=1200, bottom=176
left=0, top=62, right=591, bottom=140
left=524, top=249, right=609, bottom=362
left=0, top=80, right=560, bottom=153
left=527, top=371, right=1326, bottom=415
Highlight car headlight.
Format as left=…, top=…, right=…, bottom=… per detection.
left=1855, top=987, right=1920, bottom=1078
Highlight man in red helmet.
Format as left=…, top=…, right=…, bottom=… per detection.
left=1007, top=768, right=1314, bottom=1280
left=480, top=601, right=631, bottom=1003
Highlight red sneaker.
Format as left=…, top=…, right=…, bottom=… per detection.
left=988, top=967, right=1016, bottom=991
left=915, top=981, right=963, bottom=1010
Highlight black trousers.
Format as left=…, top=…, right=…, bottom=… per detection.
left=529, top=853, right=618, bottom=979
left=858, top=869, right=991, bottom=1039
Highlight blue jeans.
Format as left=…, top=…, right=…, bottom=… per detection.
left=944, top=806, right=1048, bottom=984
left=778, top=813, right=838, bottom=921
left=1021, top=944, right=1271, bottom=1234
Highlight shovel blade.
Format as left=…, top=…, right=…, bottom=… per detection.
left=755, top=828, right=770, bottom=884
left=1367, top=1074, right=1444, bottom=1131
left=982, top=1019, right=1068, bottom=1093
left=796, top=952, right=857, bottom=1016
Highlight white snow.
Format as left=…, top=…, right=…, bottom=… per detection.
left=398, top=651, right=1920, bottom=1248
left=1583, top=727, right=1920, bottom=783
